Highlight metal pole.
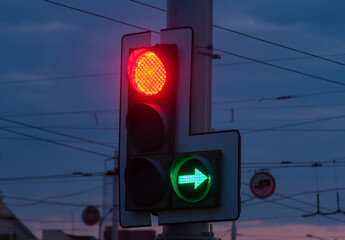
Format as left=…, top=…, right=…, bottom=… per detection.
left=231, top=222, right=236, bottom=240
left=167, top=0, right=213, bottom=134
left=112, top=152, right=118, bottom=240
left=157, top=0, right=215, bottom=239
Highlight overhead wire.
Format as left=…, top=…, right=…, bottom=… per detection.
left=4, top=195, right=101, bottom=208
left=0, top=136, right=117, bottom=145
left=128, top=0, right=345, bottom=67
left=0, top=126, right=113, bottom=158
left=7, top=182, right=108, bottom=208
left=242, top=181, right=345, bottom=220
left=241, top=192, right=345, bottom=224
left=242, top=156, right=345, bottom=165
left=213, top=53, right=345, bottom=67
left=214, top=48, right=345, bottom=87
left=213, top=89, right=345, bottom=105
left=0, top=109, right=118, bottom=118
left=0, top=72, right=118, bottom=85
left=242, top=113, right=345, bottom=135
left=0, top=117, right=116, bottom=149
left=1, top=178, right=101, bottom=186
left=0, top=172, right=105, bottom=182
left=44, top=0, right=345, bottom=88
left=44, top=0, right=160, bottom=34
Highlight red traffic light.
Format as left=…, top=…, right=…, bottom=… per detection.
left=127, top=48, right=167, bottom=96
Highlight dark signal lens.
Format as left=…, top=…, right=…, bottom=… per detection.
left=126, top=103, right=168, bottom=151
left=127, top=48, right=167, bottom=96
left=125, top=158, right=167, bottom=207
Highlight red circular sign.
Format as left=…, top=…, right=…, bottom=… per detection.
left=82, top=206, right=100, bottom=226
left=250, top=172, right=276, bottom=199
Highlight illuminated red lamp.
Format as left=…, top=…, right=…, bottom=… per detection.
left=127, top=48, right=167, bottom=96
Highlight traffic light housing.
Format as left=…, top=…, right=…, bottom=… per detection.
left=119, top=28, right=240, bottom=228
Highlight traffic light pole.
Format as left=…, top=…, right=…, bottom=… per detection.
left=167, top=0, right=213, bottom=134
left=157, top=0, right=216, bottom=239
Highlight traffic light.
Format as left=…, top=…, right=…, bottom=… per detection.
left=170, top=150, right=221, bottom=208
left=119, top=28, right=240, bottom=227
left=124, top=44, right=177, bottom=212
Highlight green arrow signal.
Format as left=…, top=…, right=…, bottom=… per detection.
left=178, top=168, right=208, bottom=189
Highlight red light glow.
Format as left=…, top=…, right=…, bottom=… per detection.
left=127, top=48, right=167, bottom=96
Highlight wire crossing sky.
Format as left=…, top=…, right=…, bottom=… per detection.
left=1, top=0, right=345, bottom=239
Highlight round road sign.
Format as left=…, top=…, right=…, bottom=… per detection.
left=82, top=206, right=100, bottom=226
left=250, top=172, right=275, bottom=199
left=170, top=155, right=213, bottom=203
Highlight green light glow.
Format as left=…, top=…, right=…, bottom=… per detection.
left=170, top=155, right=212, bottom=203
left=178, top=168, right=208, bottom=189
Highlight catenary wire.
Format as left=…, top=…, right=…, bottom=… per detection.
left=214, top=53, right=345, bottom=67
left=0, top=117, right=116, bottom=149
left=1, top=178, right=101, bottom=186
left=44, top=0, right=160, bottom=34
left=213, top=89, right=345, bottom=105
left=0, top=136, right=117, bottom=145
left=0, top=172, right=105, bottom=182
left=241, top=113, right=345, bottom=135
left=244, top=186, right=345, bottom=208
left=0, top=126, right=113, bottom=158
left=241, top=192, right=345, bottom=224
left=0, top=72, right=118, bottom=85
left=214, top=48, right=345, bottom=87
left=45, top=0, right=345, bottom=88
left=3, top=195, right=101, bottom=208
left=0, top=109, right=117, bottom=118
left=7, top=183, right=108, bottom=207
left=242, top=182, right=337, bottom=216
left=128, top=0, right=345, bottom=67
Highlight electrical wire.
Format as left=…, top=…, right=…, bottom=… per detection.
left=0, top=136, right=117, bottom=145
left=4, top=195, right=101, bottom=208
left=44, top=0, right=160, bottom=34
left=242, top=156, right=345, bottom=165
left=0, top=126, right=113, bottom=158
left=214, top=103, right=345, bottom=111
left=0, top=172, right=105, bottom=182
left=214, top=48, right=345, bottom=87
left=241, top=192, right=345, bottom=224
left=242, top=164, right=345, bottom=170
left=0, top=117, right=116, bottom=149
left=128, top=0, right=345, bottom=67
left=0, top=125, right=117, bottom=130
left=213, top=25, right=345, bottom=67
left=1, top=178, right=101, bottom=186
left=7, top=183, right=107, bottom=208
left=214, top=53, right=345, bottom=67
left=45, top=0, right=345, bottom=89
left=0, top=72, right=118, bottom=85
left=242, top=113, right=345, bottom=135
left=213, top=90, right=345, bottom=105
left=242, top=181, right=342, bottom=217
left=0, top=109, right=118, bottom=118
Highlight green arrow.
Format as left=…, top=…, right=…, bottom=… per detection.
left=178, top=168, right=208, bottom=189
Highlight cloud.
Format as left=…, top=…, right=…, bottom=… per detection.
left=0, top=21, right=73, bottom=33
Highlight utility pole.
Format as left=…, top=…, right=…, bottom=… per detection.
left=231, top=222, right=236, bottom=240
left=167, top=0, right=213, bottom=134
left=112, top=152, right=118, bottom=240
left=157, top=0, right=216, bottom=239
